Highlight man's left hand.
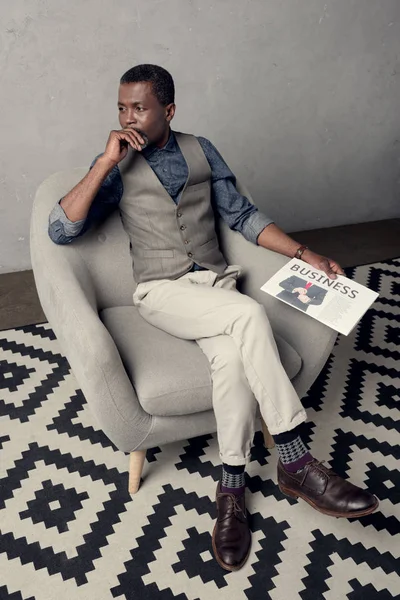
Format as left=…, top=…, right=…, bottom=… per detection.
left=301, top=250, right=345, bottom=280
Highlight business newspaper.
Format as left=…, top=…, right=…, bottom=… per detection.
left=260, top=259, right=378, bottom=335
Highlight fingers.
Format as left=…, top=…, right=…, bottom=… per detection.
left=112, top=129, right=145, bottom=151
left=123, top=128, right=146, bottom=147
left=324, top=259, right=345, bottom=278
left=331, top=261, right=345, bottom=276
left=317, top=257, right=341, bottom=279
left=119, top=129, right=144, bottom=151
left=302, top=250, right=345, bottom=280
left=318, top=258, right=337, bottom=279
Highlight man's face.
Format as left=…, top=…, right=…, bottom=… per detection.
left=118, top=82, right=174, bottom=146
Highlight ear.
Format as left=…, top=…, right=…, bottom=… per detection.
left=165, top=103, right=176, bottom=123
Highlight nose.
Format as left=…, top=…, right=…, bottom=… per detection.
left=125, top=109, right=137, bottom=124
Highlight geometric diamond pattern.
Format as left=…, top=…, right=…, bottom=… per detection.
left=19, top=479, right=89, bottom=534
left=0, top=262, right=399, bottom=599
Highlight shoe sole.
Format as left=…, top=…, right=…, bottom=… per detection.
left=279, top=484, right=379, bottom=518
left=211, top=522, right=252, bottom=572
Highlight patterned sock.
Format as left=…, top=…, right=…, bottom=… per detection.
left=221, top=463, right=246, bottom=496
left=273, top=425, right=313, bottom=473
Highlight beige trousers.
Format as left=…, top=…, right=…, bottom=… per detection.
left=133, top=265, right=307, bottom=465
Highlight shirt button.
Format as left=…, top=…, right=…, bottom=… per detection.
left=180, top=225, right=186, bottom=230
left=188, top=252, right=193, bottom=258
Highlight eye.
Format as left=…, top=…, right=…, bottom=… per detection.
left=136, top=106, right=144, bottom=112
left=118, top=106, right=125, bottom=112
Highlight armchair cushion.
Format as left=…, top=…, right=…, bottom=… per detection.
left=100, top=306, right=302, bottom=417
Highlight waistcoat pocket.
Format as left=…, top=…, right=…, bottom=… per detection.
left=199, top=238, right=219, bottom=249
left=139, top=249, right=175, bottom=258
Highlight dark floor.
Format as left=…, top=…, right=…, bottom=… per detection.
left=1, top=218, right=399, bottom=331
left=0, top=270, right=47, bottom=331
left=294, top=218, right=400, bottom=269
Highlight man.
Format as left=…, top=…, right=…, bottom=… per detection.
left=48, top=64, right=378, bottom=572
left=277, top=276, right=327, bottom=311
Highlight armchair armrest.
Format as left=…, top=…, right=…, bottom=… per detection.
left=30, top=176, right=151, bottom=452
left=219, top=221, right=337, bottom=398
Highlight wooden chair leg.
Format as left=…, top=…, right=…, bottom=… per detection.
left=128, top=450, right=146, bottom=494
left=261, top=418, right=275, bottom=449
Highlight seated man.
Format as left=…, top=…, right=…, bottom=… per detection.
left=48, top=64, right=378, bottom=572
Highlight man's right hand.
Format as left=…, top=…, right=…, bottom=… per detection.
left=59, top=128, right=146, bottom=224
left=102, top=129, right=146, bottom=166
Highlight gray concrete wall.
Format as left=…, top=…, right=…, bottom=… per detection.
left=1, top=0, right=399, bottom=273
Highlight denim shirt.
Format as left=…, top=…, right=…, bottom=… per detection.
left=48, top=132, right=273, bottom=261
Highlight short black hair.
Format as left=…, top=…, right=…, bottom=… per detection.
left=120, top=64, right=175, bottom=105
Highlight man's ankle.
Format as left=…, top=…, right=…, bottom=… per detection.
left=221, top=463, right=246, bottom=496
left=273, top=425, right=314, bottom=473
left=280, top=452, right=313, bottom=473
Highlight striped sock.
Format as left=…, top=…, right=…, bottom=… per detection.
left=273, top=426, right=313, bottom=473
left=221, top=464, right=246, bottom=496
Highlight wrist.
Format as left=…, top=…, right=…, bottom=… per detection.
left=96, top=154, right=118, bottom=173
left=294, top=245, right=309, bottom=260
left=301, top=248, right=313, bottom=262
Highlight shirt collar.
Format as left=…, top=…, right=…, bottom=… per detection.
left=142, top=130, right=177, bottom=159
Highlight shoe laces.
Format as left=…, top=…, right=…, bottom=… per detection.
left=301, top=460, right=334, bottom=486
left=219, top=493, right=246, bottom=521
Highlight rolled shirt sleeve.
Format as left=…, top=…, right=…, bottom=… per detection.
left=48, top=200, right=87, bottom=244
left=48, top=154, right=123, bottom=245
left=197, top=136, right=274, bottom=244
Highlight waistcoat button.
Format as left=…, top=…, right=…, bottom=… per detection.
left=184, top=240, right=190, bottom=244
left=177, top=212, right=182, bottom=218
left=188, top=252, right=193, bottom=258
left=180, top=225, right=186, bottom=230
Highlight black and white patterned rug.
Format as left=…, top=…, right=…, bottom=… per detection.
left=1, top=260, right=399, bottom=600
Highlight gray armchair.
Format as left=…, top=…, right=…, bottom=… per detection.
left=30, top=168, right=337, bottom=493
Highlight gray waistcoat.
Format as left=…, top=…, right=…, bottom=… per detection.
left=118, top=132, right=228, bottom=283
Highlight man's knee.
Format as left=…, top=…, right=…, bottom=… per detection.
left=241, top=300, right=269, bottom=325
left=210, top=345, right=243, bottom=375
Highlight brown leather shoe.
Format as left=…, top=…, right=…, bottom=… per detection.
left=212, top=483, right=251, bottom=571
left=278, top=459, right=379, bottom=518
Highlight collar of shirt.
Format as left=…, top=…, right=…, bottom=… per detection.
left=141, top=130, right=177, bottom=160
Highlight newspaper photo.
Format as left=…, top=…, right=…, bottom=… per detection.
left=260, top=258, right=379, bottom=336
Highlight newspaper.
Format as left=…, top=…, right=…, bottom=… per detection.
left=260, top=258, right=378, bottom=336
